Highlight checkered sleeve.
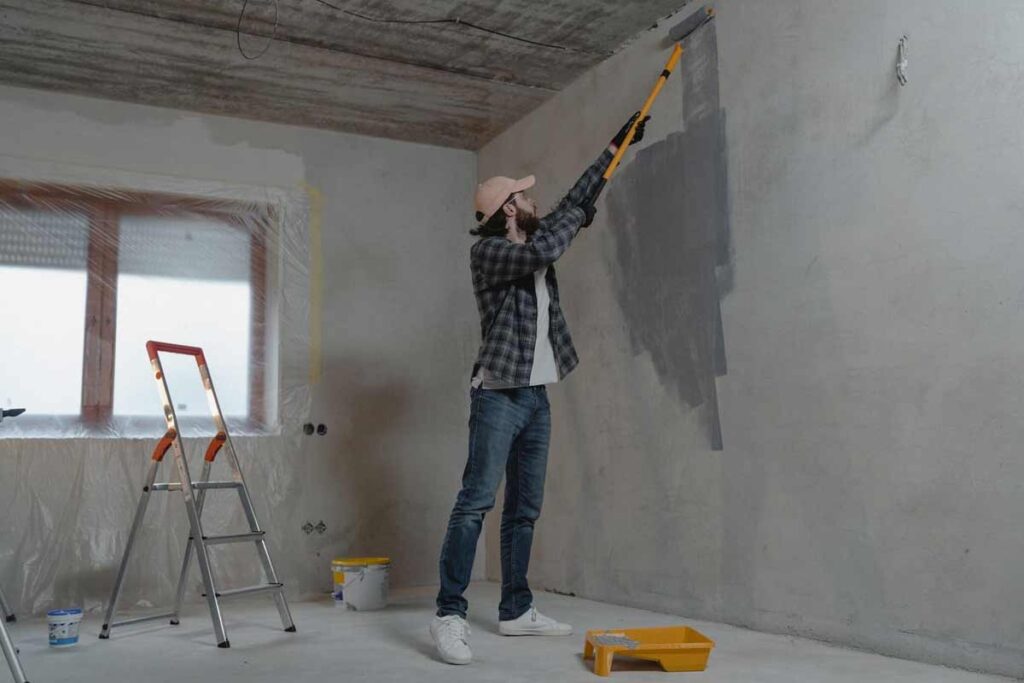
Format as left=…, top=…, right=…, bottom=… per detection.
left=553, top=148, right=615, bottom=213
left=471, top=206, right=587, bottom=288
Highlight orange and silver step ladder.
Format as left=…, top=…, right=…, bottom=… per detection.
left=0, top=587, right=13, bottom=624
left=0, top=408, right=28, bottom=682
left=0, top=585, right=28, bottom=683
left=99, top=341, right=295, bottom=648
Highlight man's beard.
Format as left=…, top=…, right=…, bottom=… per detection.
left=517, top=207, right=541, bottom=237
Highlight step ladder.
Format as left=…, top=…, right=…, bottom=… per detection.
left=0, top=586, right=14, bottom=625
left=99, top=341, right=295, bottom=648
left=0, top=406, right=29, bottom=682
left=0, top=585, right=28, bottom=683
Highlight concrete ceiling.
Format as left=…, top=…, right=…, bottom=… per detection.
left=0, top=0, right=690, bottom=149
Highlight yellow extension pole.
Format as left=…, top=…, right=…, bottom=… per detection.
left=603, top=42, right=683, bottom=182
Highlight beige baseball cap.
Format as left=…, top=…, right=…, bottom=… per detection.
left=474, top=174, right=535, bottom=224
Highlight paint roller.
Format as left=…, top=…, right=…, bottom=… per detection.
left=586, top=7, right=715, bottom=205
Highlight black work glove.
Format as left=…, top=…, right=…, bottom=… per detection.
left=611, top=112, right=651, bottom=149
left=579, top=202, right=597, bottom=228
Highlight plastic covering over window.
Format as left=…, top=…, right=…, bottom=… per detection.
left=0, top=179, right=313, bottom=437
left=0, top=172, right=316, bottom=616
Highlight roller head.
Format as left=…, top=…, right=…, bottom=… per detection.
left=667, top=6, right=715, bottom=43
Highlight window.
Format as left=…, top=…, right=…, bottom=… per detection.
left=0, top=184, right=270, bottom=431
left=0, top=208, right=89, bottom=414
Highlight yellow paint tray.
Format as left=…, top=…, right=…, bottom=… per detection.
left=584, top=626, right=715, bottom=677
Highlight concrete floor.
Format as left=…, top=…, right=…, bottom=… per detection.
left=6, top=583, right=1011, bottom=682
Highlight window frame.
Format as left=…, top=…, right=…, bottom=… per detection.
left=0, top=181, right=269, bottom=429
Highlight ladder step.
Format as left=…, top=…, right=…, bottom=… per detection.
left=151, top=480, right=242, bottom=492
left=200, top=532, right=266, bottom=545
left=194, top=481, right=243, bottom=490
left=107, top=611, right=177, bottom=630
left=203, top=583, right=284, bottom=599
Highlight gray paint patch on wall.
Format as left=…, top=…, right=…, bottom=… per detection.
left=605, top=24, right=730, bottom=449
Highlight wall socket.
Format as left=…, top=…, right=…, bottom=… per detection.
left=302, top=520, right=327, bottom=535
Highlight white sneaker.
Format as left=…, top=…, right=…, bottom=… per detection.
left=430, top=614, right=472, bottom=665
left=499, top=606, right=573, bottom=636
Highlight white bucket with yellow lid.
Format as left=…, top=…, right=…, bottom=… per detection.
left=332, top=557, right=390, bottom=611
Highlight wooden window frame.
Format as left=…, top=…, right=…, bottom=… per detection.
left=0, top=181, right=270, bottom=428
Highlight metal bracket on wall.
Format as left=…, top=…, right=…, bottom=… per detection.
left=897, top=35, right=909, bottom=86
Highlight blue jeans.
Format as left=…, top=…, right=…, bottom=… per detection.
left=436, top=385, right=551, bottom=621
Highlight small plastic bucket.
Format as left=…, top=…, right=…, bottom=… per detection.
left=331, top=557, right=390, bottom=611
left=47, top=608, right=83, bottom=647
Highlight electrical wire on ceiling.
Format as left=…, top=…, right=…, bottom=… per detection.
left=235, top=0, right=598, bottom=61
left=237, top=0, right=280, bottom=60
left=311, top=0, right=573, bottom=52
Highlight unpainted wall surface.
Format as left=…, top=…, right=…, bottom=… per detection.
left=0, top=85, right=479, bottom=615
left=479, top=1, right=1024, bottom=677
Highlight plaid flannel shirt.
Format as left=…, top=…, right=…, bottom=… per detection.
left=470, top=148, right=614, bottom=387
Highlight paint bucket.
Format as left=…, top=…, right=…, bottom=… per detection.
left=331, top=557, right=390, bottom=611
left=47, top=608, right=83, bottom=647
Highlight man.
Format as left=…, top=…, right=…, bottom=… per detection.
left=431, top=113, right=650, bottom=665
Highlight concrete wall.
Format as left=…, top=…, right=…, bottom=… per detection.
left=479, top=1, right=1024, bottom=677
left=0, top=84, right=479, bottom=615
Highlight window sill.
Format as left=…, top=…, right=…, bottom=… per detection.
left=0, top=415, right=281, bottom=440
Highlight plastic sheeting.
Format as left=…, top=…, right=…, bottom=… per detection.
left=0, top=172, right=315, bottom=616
left=0, top=178, right=313, bottom=437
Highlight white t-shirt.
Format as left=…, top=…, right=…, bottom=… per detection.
left=474, top=266, right=559, bottom=389
left=528, top=267, right=559, bottom=386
